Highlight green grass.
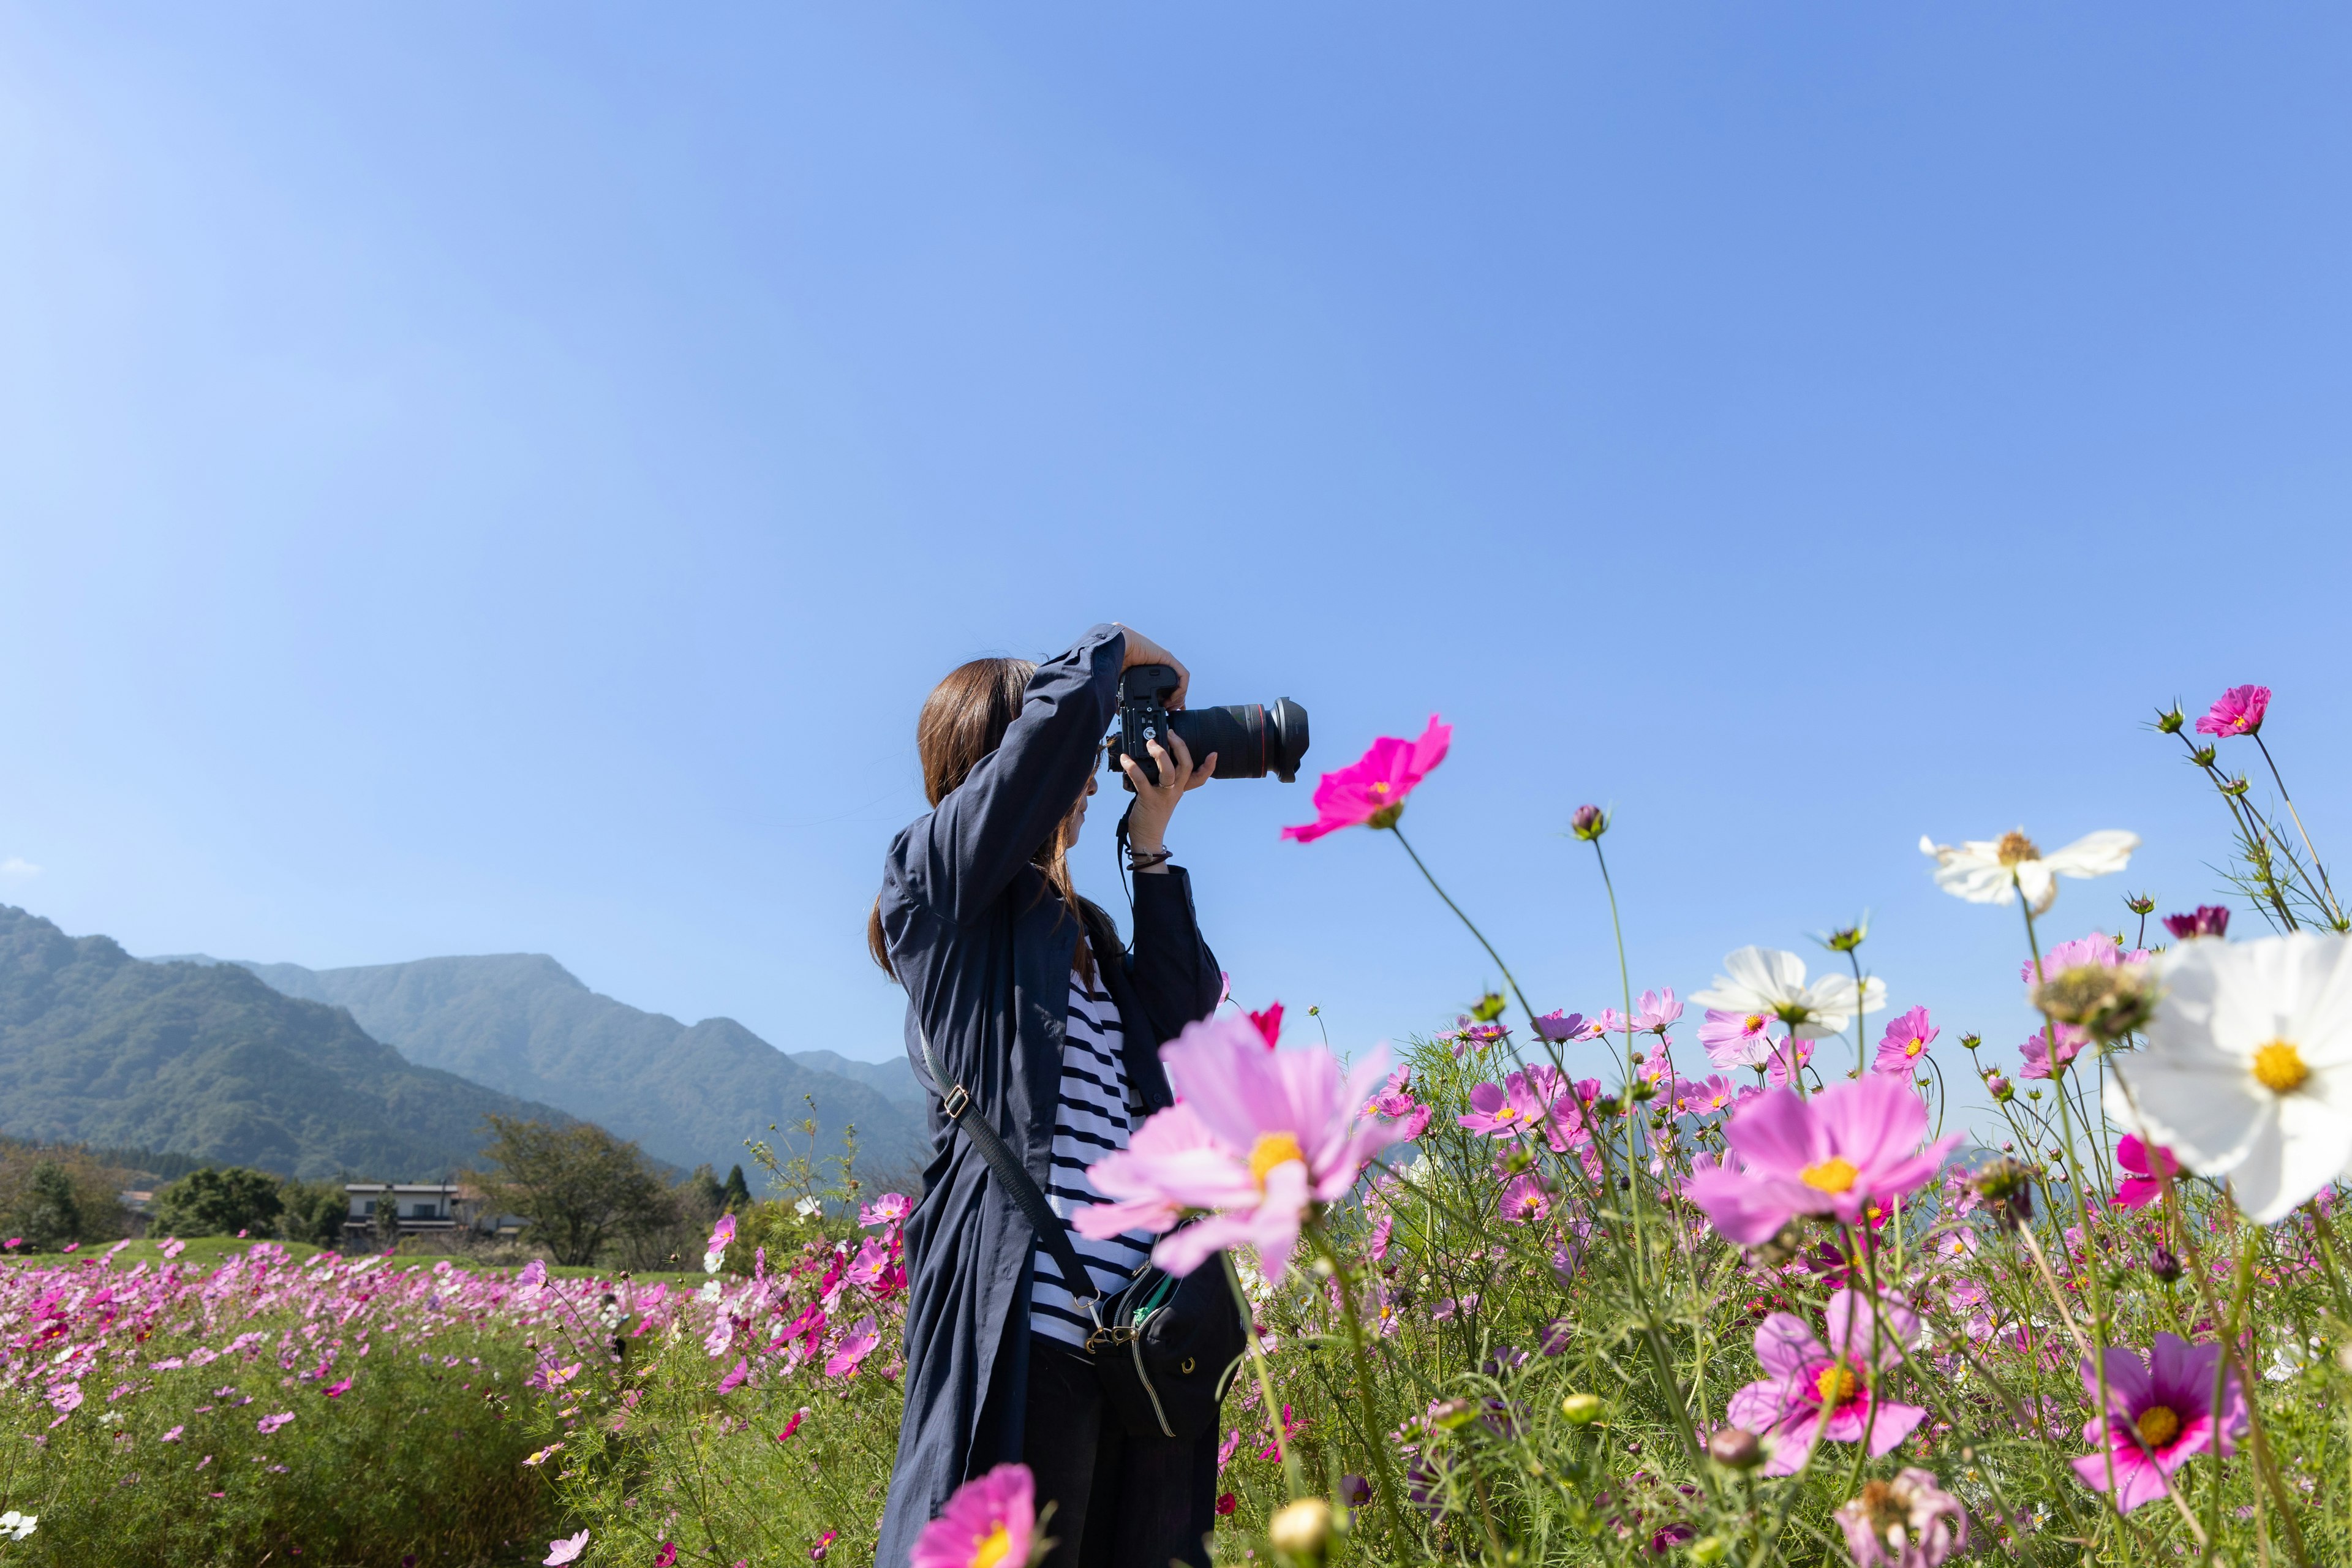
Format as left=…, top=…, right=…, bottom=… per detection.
left=4, top=1236, right=326, bottom=1270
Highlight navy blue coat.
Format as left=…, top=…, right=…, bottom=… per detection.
left=872, top=625, right=1223, bottom=1567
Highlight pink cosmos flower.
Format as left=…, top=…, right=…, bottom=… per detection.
left=160, top=1425, right=184, bottom=1442
left=1532, top=1010, right=1597, bottom=1044
left=2017, top=1024, right=2086, bottom=1080
left=1684, top=1077, right=1961, bottom=1246
left=1633, top=988, right=1683, bottom=1035
left=1763, top=1036, right=1811, bottom=1088
left=2072, top=1334, right=2244, bottom=1512
left=859, top=1192, right=913, bottom=1229
left=2162, top=905, right=2230, bottom=941
left=718, top=1358, right=751, bottom=1395
left=1725, top=1289, right=1928, bottom=1476
left=1679, top=1074, right=1740, bottom=1117
left=703, top=1213, right=737, bottom=1273
left=544, top=1531, right=590, bottom=1567
left=2195, top=684, right=2269, bottom=739
left=1499, top=1174, right=1550, bottom=1225
left=1365, top=1067, right=1431, bottom=1141
left=1280, top=716, right=1451, bottom=842
left=1077, top=1014, right=1405, bottom=1283
left=322, top=1376, right=354, bottom=1398
left=1458, top=1071, right=1551, bottom=1140
left=824, top=1316, right=881, bottom=1379
left=1834, top=1467, right=1969, bottom=1567
left=1247, top=1002, right=1283, bottom=1049
left=2021, top=930, right=2150, bottom=984
left=45, top=1383, right=80, bottom=1417
left=2109, top=1134, right=2182, bottom=1211
left=157, top=1237, right=186, bottom=1260
left=845, top=1234, right=893, bottom=1291
left=1872, top=1006, right=1939, bottom=1077
left=1700, top=1009, right=1776, bottom=1069
left=1592, top=1008, right=1630, bottom=1036
left=777, top=1408, right=810, bottom=1442
left=256, top=1411, right=295, bottom=1436
left=656, top=1544, right=679, bottom=1568
left=910, top=1462, right=1036, bottom=1568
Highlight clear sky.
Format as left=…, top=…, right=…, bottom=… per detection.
left=3, top=7, right=2350, bottom=1128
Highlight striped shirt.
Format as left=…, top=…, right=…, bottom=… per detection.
left=1030, top=969, right=1153, bottom=1346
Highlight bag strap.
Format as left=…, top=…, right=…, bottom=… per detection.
left=917, top=1030, right=1104, bottom=1308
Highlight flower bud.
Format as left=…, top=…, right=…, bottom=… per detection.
left=1629, top=1077, right=1659, bottom=1102
left=1986, top=1074, right=2013, bottom=1102
left=1430, top=1398, right=1478, bottom=1430
left=2156, top=706, right=2185, bottom=734
left=1959, top=1033, right=1981, bottom=1051
left=1689, top=1537, right=1731, bottom=1565
left=1570, top=804, right=1607, bottom=841
left=1561, top=1392, right=1604, bottom=1424
left=2191, top=744, right=2218, bottom=767
left=2032, top=963, right=2155, bottom=1042
left=1268, top=1498, right=1333, bottom=1564
left=1825, top=918, right=1868, bottom=953
left=2147, top=1245, right=2182, bottom=1284
left=1707, top=1426, right=1762, bottom=1469
left=1973, top=1156, right=2035, bottom=1230
left=1470, top=991, right=1507, bottom=1024
left=2223, top=774, right=2251, bottom=798
left=2125, top=892, right=2157, bottom=916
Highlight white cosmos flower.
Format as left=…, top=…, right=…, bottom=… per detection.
left=2106, top=932, right=2352, bottom=1224
left=1687, top=946, right=1885, bottom=1041
left=1917, top=828, right=2137, bottom=914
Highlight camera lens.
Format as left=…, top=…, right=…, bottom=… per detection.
left=1167, top=700, right=1311, bottom=782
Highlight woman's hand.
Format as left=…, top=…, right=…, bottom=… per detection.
left=1113, top=625, right=1189, bottom=710
left=1118, top=730, right=1214, bottom=870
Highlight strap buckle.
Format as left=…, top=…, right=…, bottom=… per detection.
left=941, top=1083, right=970, bottom=1122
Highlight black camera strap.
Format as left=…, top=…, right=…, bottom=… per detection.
left=915, top=1030, right=1104, bottom=1312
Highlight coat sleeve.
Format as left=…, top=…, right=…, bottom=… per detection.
left=893, top=625, right=1125, bottom=927
left=1126, top=864, right=1223, bottom=1058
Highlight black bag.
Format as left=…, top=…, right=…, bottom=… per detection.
left=919, top=1033, right=1247, bottom=1441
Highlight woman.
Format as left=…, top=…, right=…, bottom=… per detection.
left=870, top=624, right=1226, bottom=1568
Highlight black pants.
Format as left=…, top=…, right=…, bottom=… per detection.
left=992, top=1335, right=1219, bottom=1568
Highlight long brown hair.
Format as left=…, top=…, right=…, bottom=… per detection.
left=868, top=656, right=1107, bottom=984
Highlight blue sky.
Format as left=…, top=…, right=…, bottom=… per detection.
left=3, top=6, right=2350, bottom=1127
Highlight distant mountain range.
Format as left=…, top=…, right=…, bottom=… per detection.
left=153, top=952, right=928, bottom=1180
left=0, top=907, right=574, bottom=1180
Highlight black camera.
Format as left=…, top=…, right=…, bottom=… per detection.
left=1106, top=665, right=1310, bottom=788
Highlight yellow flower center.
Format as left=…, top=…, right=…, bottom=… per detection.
left=1800, top=1157, right=1860, bottom=1194
left=2252, top=1040, right=2310, bottom=1095
left=1744, top=1013, right=1766, bottom=1033
left=1996, top=830, right=2041, bottom=865
left=1370, top=781, right=1390, bottom=796
left=2135, top=1406, right=2180, bottom=1450
left=1904, top=1036, right=1925, bottom=1057
left=1814, top=1363, right=1858, bottom=1405
left=1249, top=1132, right=1306, bottom=1188
left=1495, top=1107, right=1520, bottom=1123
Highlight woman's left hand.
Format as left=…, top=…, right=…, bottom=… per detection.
left=1118, top=731, right=1213, bottom=868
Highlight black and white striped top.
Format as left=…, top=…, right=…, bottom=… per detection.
left=1030, top=969, right=1153, bottom=1346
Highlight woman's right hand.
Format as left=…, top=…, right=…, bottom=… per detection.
left=1113, top=626, right=1188, bottom=710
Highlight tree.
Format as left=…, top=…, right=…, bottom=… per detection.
left=721, top=1164, right=752, bottom=1213
left=276, top=1178, right=350, bottom=1249
left=470, top=1116, right=675, bottom=1267
left=17, top=1163, right=81, bottom=1252
left=152, top=1166, right=283, bottom=1239
left=373, top=1184, right=403, bottom=1246
left=688, top=1164, right=726, bottom=1218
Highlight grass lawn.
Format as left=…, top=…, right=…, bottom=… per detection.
left=0, top=1235, right=705, bottom=1286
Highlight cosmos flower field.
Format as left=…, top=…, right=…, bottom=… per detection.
left=6, top=682, right=2348, bottom=1567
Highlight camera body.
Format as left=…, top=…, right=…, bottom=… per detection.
left=1107, top=665, right=1310, bottom=788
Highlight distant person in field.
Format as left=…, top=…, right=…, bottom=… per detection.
left=869, top=625, right=1224, bottom=1568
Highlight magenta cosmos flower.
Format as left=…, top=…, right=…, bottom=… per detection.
left=2162, top=905, right=2230, bottom=941
left=1280, top=716, right=1450, bottom=842
left=2071, top=1335, right=2244, bottom=1512
left=1533, top=1009, right=1597, bottom=1044
left=911, top=1463, right=1038, bottom=1568
left=1077, top=1014, right=1404, bottom=1283
left=1725, top=1289, right=1928, bottom=1476
left=2109, top=1134, right=2180, bottom=1210
left=1872, top=1006, right=1939, bottom=1077
left=2017, top=1023, right=2087, bottom=1080
left=1684, top=1077, right=1959, bottom=1246
left=2195, top=684, right=2269, bottom=739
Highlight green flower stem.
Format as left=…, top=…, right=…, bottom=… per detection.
left=1223, top=1250, right=1302, bottom=1499
left=2255, top=733, right=2344, bottom=929
left=1387, top=826, right=1539, bottom=1027
left=1305, top=1217, right=1407, bottom=1551
left=1845, top=947, right=1869, bottom=1078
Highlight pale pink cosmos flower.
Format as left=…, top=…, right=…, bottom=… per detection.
left=2195, top=684, right=2269, bottom=739
left=1725, top=1288, right=1928, bottom=1476
left=1679, top=1074, right=1740, bottom=1117
left=1872, top=1006, right=1939, bottom=1077
left=702, top=1213, right=737, bottom=1273
left=1499, top=1174, right=1550, bottom=1225
left=256, top=1411, right=295, bottom=1436
left=910, top=1462, right=1036, bottom=1568
left=1633, top=988, right=1683, bottom=1035
left=1076, top=1014, right=1404, bottom=1283
left=1762, top=1036, right=1811, bottom=1088
left=543, top=1531, right=590, bottom=1567
left=1457, top=1069, right=1559, bottom=1141
left=1684, top=1076, right=1960, bottom=1246
left=2017, top=1024, right=2087, bottom=1080
left=1592, top=1008, right=1630, bottom=1036
left=2109, top=1134, right=2181, bottom=1211
left=717, top=1358, right=751, bottom=1395
left=1280, top=717, right=1450, bottom=843
left=824, top=1317, right=881, bottom=1379
left=858, top=1193, right=913, bottom=1229
left=2021, top=930, right=2150, bottom=984
left=1700, top=1009, right=1777, bottom=1069
left=2072, top=1334, right=2244, bottom=1512
left=844, top=1235, right=892, bottom=1291
left=1834, top=1468, right=1969, bottom=1567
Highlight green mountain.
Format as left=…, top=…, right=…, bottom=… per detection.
left=179, top=953, right=927, bottom=1179
left=0, top=907, right=573, bottom=1180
